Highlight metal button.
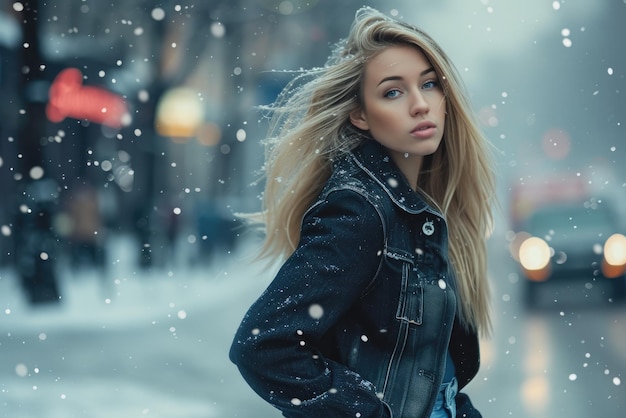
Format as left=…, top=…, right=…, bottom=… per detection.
left=422, top=220, right=435, bottom=236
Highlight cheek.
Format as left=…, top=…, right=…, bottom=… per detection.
left=367, top=118, right=392, bottom=137
left=437, top=94, right=448, bottom=113
left=428, top=94, right=445, bottom=110
left=367, top=107, right=397, bottom=127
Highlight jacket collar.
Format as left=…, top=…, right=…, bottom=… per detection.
left=349, top=139, right=440, bottom=216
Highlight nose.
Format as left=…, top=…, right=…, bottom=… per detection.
left=410, top=89, right=429, bottom=116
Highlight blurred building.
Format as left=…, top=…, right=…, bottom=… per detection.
left=1, top=0, right=377, bottom=279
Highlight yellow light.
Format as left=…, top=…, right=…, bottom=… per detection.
left=509, top=231, right=531, bottom=262
left=155, top=87, right=204, bottom=138
left=519, top=237, right=551, bottom=271
left=604, top=233, right=626, bottom=266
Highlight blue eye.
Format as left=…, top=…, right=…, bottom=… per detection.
left=422, top=80, right=439, bottom=90
left=384, top=89, right=402, bottom=98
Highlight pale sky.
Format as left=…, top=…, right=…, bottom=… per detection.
left=383, top=0, right=606, bottom=87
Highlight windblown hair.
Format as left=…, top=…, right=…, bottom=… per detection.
left=254, top=7, right=496, bottom=335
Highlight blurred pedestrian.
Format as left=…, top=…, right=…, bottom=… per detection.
left=230, top=7, right=497, bottom=418
left=65, top=183, right=106, bottom=268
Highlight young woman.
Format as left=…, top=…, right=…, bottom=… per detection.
left=229, top=7, right=496, bottom=418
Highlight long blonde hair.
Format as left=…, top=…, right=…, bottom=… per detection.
left=254, top=7, right=496, bottom=335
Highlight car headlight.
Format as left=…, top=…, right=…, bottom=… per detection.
left=604, top=233, right=626, bottom=266
left=519, top=237, right=552, bottom=271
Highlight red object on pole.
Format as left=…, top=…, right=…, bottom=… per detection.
left=46, top=68, right=128, bottom=128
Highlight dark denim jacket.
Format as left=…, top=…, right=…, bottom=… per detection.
left=230, top=140, right=482, bottom=418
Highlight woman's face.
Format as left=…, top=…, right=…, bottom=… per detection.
left=350, top=45, right=446, bottom=164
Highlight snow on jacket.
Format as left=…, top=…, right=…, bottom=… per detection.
left=230, top=138, right=482, bottom=418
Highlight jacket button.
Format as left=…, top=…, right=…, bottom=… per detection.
left=422, top=220, right=435, bottom=236
left=438, top=279, right=447, bottom=290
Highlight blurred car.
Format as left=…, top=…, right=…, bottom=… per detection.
left=510, top=201, right=626, bottom=308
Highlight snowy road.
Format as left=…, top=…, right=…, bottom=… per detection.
left=1, top=233, right=625, bottom=417
left=468, top=231, right=626, bottom=417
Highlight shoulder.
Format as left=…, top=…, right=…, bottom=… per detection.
left=298, top=185, right=389, bottom=258
left=304, top=187, right=384, bottom=230
left=318, top=155, right=389, bottom=212
left=296, top=188, right=386, bottom=280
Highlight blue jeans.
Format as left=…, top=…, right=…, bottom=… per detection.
left=430, top=377, right=458, bottom=418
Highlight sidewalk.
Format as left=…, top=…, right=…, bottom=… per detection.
left=0, top=234, right=273, bottom=334
left=0, top=234, right=281, bottom=418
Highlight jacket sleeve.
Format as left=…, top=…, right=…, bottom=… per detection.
left=455, top=392, right=482, bottom=418
left=229, top=189, right=392, bottom=417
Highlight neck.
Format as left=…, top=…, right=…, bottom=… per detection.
left=390, top=151, right=422, bottom=191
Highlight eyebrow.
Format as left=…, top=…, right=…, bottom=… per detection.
left=377, top=67, right=436, bottom=87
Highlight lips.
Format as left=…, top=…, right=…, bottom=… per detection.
left=410, top=121, right=437, bottom=139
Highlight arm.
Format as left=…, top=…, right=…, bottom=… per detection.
left=229, top=190, right=391, bottom=417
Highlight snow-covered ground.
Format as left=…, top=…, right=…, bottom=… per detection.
left=0, top=235, right=268, bottom=334
left=2, top=233, right=625, bottom=417
left=0, top=234, right=280, bottom=418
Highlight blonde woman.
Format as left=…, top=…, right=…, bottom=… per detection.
left=230, top=7, right=496, bottom=418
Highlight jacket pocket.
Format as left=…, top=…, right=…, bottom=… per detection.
left=395, top=262, right=424, bottom=326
